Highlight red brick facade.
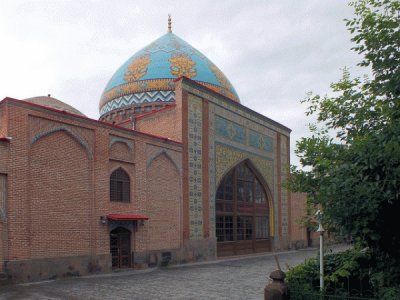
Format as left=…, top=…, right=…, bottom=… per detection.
left=289, top=192, right=309, bottom=248
left=0, top=98, right=183, bottom=282
left=135, top=106, right=182, bottom=142
left=290, top=192, right=319, bottom=248
left=0, top=78, right=310, bottom=283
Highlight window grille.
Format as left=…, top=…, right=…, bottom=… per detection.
left=110, top=168, right=130, bottom=202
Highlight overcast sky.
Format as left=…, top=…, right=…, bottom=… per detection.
left=0, top=0, right=364, bottom=166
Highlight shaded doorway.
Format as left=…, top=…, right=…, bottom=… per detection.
left=216, top=161, right=272, bottom=256
left=110, top=227, right=131, bottom=268
left=307, top=229, right=312, bottom=247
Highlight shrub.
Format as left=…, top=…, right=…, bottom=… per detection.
left=286, top=247, right=400, bottom=299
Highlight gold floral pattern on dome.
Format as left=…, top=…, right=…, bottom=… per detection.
left=209, top=62, right=234, bottom=92
left=169, top=53, right=196, bottom=78
left=198, top=82, right=238, bottom=102
left=124, top=55, right=151, bottom=82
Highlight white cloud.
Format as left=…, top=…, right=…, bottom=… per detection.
left=0, top=0, right=364, bottom=166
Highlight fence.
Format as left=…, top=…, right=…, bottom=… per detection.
left=287, top=265, right=377, bottom=300
left=289, top=290, right=376, bottom=300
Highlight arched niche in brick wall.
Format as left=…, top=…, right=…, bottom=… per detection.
left=31, top=126, right=92, bottom=159
left=29, top=130, right=92, bottom=258
left=146, top=152, right=181, bottom=250
left=146, top=149, right=181, bottom=175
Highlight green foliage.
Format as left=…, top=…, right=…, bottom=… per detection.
left=287, top=248, right=363, bottom=290
left=288, top=0, right=400, bottom=280
left=378, top=287, right=400, bottom=300
left=287, top=247, right=400, bottom=298
left=286, top=257, right=319, bottom=295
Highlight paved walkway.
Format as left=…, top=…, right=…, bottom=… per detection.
left=0, top=245, right=349, bottom=300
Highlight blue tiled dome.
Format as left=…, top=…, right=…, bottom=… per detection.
left=99, top=32, right=239, bottom=116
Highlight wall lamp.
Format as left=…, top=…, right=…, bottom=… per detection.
left=100, top=215, right=108, bottom=225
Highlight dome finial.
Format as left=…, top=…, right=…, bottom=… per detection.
left=168, top=14, right=172, bottom=33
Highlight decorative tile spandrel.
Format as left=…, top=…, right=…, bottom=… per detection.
left=215, top=143, right=274, bottom=191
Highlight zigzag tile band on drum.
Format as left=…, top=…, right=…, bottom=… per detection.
left=100, top=91, right=175, bottom=115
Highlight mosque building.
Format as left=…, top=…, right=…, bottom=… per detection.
left=0, top=18, right=308, bottom=283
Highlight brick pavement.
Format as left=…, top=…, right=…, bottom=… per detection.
left=0, top=246, right=349, bottom=300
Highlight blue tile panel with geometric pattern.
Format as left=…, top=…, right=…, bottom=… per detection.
left=188, top=96, right=203, bottom=239
left=99, top=32, right=240, bottom=116
left=215, top=115, right=273, bottom=152
left=248, top=130, right=273, bottom=152
left=215, top=116, right=246, bottom=144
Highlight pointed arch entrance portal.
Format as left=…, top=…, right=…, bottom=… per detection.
left=216, top=161, right=272, bottom=256
left=110, top=227, right=131, bottom=268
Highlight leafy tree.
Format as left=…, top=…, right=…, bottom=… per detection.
left=289, top=0, right=400, bottom=285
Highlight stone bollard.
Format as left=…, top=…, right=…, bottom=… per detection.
left=264, top=270, right=289, bottom=300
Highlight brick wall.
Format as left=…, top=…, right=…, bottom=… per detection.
left=1, top=99, right=183, bottom=282
left=290, top=192, right=309, bottom=248
left=0, top=174, right=6, bottom=272
left=146, top=153, right=181, bottom=250
left=29, top=130, right=92, bottom=258
left=7, top=103, right=31, bottom=260
left=135, top=107, right=181, bottom=142
left=0, top=104, right=8, bottom=136
left=135, top=82, right=183, bottom=143
left=109, top=141, right=132, bottom=162
left=0, top=142, right=9, bottom=173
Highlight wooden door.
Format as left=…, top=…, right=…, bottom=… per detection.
left=110, top=227, right=131, bottom=268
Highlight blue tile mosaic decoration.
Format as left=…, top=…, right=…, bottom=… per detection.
left=248, top=130, right=273, bottom=152
left=188, top=95, right=203, bottom=239
left=215, top=116, right=246, bottom=144
left=215, top=116, right=272, bottom=152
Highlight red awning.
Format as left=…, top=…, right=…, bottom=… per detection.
left=106, top=214, right=149, bottom=221
left=0, top=136, right=11, bottom=142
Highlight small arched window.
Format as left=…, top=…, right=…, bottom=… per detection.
left=110, top=168, right=130, bottom=202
